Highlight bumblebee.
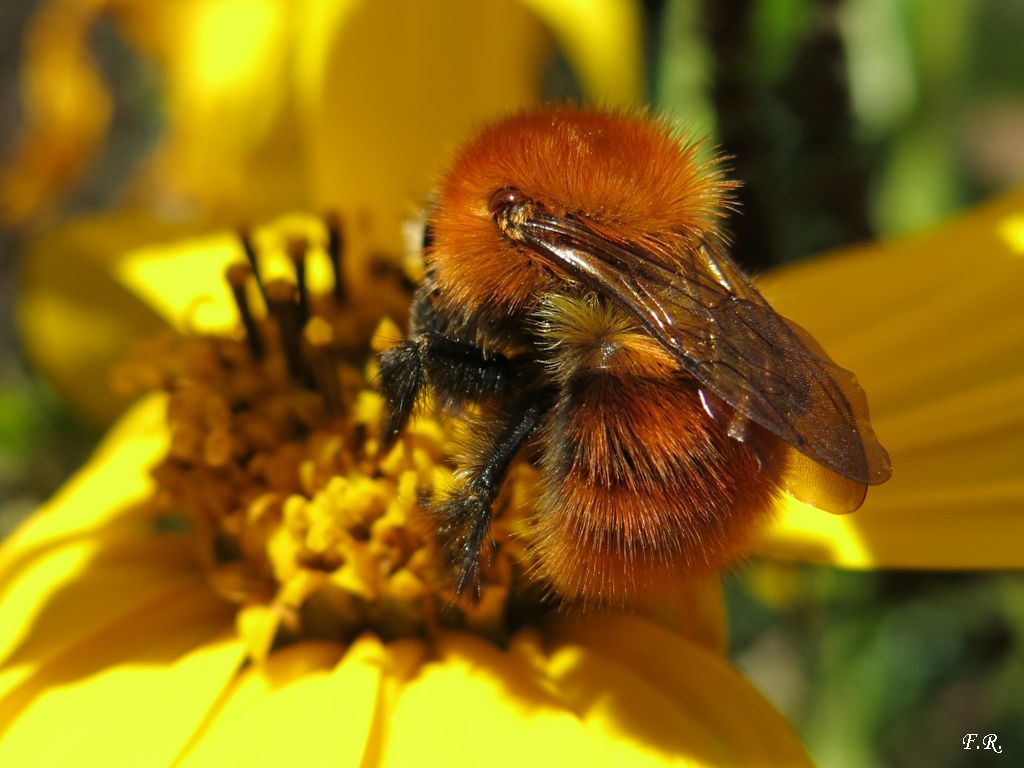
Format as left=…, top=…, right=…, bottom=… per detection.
left=378, top=107, right=891, bottom=602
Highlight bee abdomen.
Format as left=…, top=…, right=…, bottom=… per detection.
left=533, top=374, right=778, bottom=603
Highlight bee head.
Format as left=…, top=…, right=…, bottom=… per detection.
left=427, top=107, right=734, bottom=322
left=488, top=187, right=534, bottom=243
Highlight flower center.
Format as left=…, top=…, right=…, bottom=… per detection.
left=126, top=216, right=544, bottom=661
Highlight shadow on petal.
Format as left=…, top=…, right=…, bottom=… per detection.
left=0, top=394, right=236, bottom=722
left=0, top=501, right=219, bottom=677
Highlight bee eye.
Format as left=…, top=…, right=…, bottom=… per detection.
left=487, top=186, right=527, bottom=217
left=422, top=220, right=435, bottom=252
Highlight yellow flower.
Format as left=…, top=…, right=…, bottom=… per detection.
left=9, top=0, right=644, bottom=424
left=2, top=0, right=642, bottom=228
left=0, top=217, right=812, bottom=766
left=3, top=188, right=1021, bottom=764
left=5, top=2, right=1023, bottom=763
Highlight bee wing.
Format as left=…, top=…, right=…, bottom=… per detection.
left=517, top=213, right=891, bottom=511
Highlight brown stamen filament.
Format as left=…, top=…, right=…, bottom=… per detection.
left=304, top=317, right=343, bottom=417
left=143, top=214, right=527, bottom=654
left=238, top=228, right=267, bottom=303
left=286, top=236, right=311, bottom=323
left=324, top=212, right=347, bottom=303
left=264, top=280, right=307, bottom=384
left=226, top=263, right=265, bottom=359
left=369, top=252, right=417, bottom=293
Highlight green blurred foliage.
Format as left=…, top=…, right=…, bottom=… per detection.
left=726, top=568, right=1024, bottom=767
left=658, top=0, right=1024, bottom=254
left=0, top=369, right=99, bottom=538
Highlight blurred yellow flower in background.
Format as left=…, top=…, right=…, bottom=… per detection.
left=2, top=0, right=643, bottom=230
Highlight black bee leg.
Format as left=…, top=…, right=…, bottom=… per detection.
left=437, top=398, right=549, bottom=598
left=377, top=334, right=520, bottom=448
left=377, top=340, right=425, bottom=447
left=422, top=335, right=518, bottom=406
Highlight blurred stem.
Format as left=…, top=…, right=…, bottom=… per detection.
left=692, top=0, right=873, bottom=267
left=871, top=0, right=972, bottom=235
left=780, top=0, right=873, bottom=254
left=701, top=0, right=783, bottom=271
left=655, top=0, right=718, bottom=164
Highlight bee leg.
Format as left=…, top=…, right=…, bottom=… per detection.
left=421, top=335, right=518, bottom=405
left=437, top=397, right=549, bottom=598
left=378, top=334, right=520, bottom=448
left=377, top=340, right=425, bottom=447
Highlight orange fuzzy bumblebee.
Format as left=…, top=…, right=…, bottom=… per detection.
left=377, top=107, right=891, bottom=603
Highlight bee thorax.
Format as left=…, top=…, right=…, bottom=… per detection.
left=535, top=293, right=678, bottom=380
left=597, top=340, right=620, bottom=367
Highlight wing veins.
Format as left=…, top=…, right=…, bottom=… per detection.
left=514, top=210, right=888, bottom=485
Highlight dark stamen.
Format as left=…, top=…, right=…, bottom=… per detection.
left=369, top=252, right=417, bottom=293
left=324, top=212, right=346, bottom=303
left=265, top=280, right=306, bottom=384
left=226, top=263, right=265, bottom=359
left=286, top=236, right=311, bottom=323
left=304, top=317, right=343, bottom=417
left=238, top=228, right=267, bottom=304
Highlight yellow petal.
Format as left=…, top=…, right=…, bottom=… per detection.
left=0, top=391, right=244, bottom=763
left=0, top=619, right=243, bottom=768
left=639, top=576, right=728, bottom=657
left=16, top=215, right=201, bottom=423
left=540, top=616, right=812, bottom=767
left=114, top=230, right=246, bottom=334
left=0, top=526, right=210, bottom=699
left=8, top=0, right=645, bottom=229
left=298, top=0, right=555, bottom=251
left=176, top=637, right=381, bottom=768
left=0, top=395, right=232, bottom=688
left=115, top=0, right=306, bottom=219
left=757, top=189, right=1024, bottom=568
left=383, top=631, right=663, bottom=768
left=0, top=397, right=176, bottom=671
left=0, top=393, right=167, bottom=565
left=521, top=0, right=644, bottom=105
